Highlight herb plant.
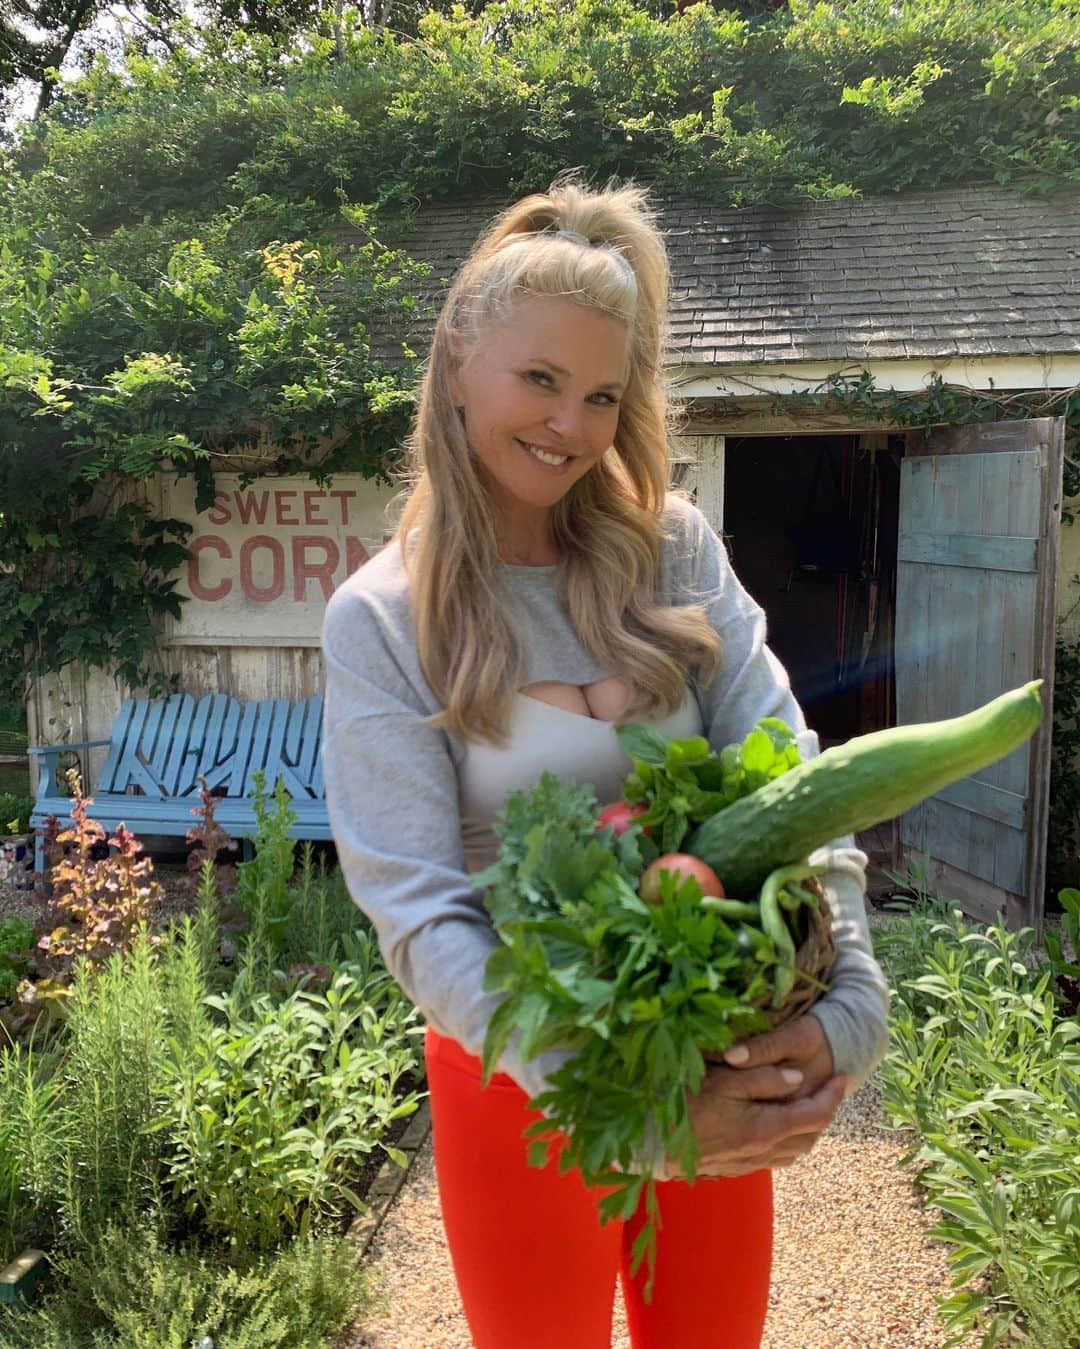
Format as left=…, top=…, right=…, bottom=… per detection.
left=149, top=944, right=424, bottom=1252
left=875, top=899, right=1080, bottom=1348
left=617, top=718, right=802, bottom=854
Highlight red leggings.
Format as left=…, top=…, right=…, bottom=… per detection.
left=425, top=1025, right=773, bottom=1349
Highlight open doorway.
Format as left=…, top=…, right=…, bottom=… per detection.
left=722, top=434, right=902, bottom=741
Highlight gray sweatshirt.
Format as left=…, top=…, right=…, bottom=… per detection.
left=321, top=492, right=891, bottom=1150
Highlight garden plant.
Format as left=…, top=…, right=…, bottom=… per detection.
left=873, top=869, right=1080, bottom=1349
left=0, top=777, right=424, bottom=1345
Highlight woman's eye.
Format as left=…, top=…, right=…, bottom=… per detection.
left=525, top=371, right=618, bottom=405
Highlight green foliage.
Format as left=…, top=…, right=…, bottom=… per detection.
left=873, top=891, right=1080, bottom=1348
left=0, top=189, right=422, bottom=702
left=0, top=1031, right=65, bottom=1263
left=40, top=936, right=175, bottom=1249
left=0, top=916, right=36, bottom=1000
left=149, top=937, right=423, bottom=1252
left=0, top=792, right=33, bottom=834
left=1, top=0, right=1077, bottom=700
left=232, top=771, right=301, bottom=975
left=619, top=716, right=802, bottom=853
left=279, top=843, right=373, bottom=968
left=0, top=1220, right=379, bottom=1348
left=0, top=777, right=416, bottom=1343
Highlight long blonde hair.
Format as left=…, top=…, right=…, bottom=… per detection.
left=391, top=168, right=723, bottom=745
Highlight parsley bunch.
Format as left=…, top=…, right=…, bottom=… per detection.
left=618, top=717, right=803, bottom=854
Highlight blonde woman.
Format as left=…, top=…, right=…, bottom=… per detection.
left=322, top=171, right=889, bottom=1349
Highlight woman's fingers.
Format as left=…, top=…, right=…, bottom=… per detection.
left=718, top=1014, right=824, bottom=1069
left=739, top=1074, right=848, bottom=1156
left=667, top=1074, right=848, bottom=1180
left=705, top=1062, right=807, bottom=1101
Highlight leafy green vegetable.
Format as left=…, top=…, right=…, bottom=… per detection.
left=481, top=857, right=778, bottom=1299
left=472, top=772, right=646, bottom=929
left=616, top=717, right=802, bottom=856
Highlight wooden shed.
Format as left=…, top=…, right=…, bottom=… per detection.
left=31, top=184, right=1080, bottom=931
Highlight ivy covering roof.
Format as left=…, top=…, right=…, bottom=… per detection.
left=366, top=184, right=1080, bottom=369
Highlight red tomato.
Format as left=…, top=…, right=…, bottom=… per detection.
left=596, top=801, right=651, bottom=837
left=640, top=853, right=725, bottom=905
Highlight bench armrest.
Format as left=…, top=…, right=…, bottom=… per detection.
left=28, top=739, right=111, bottom=799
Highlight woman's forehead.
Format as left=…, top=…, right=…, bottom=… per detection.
left=482, top=294, right=630, bottom=373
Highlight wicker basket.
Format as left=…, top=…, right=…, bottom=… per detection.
left=702, top=876, right=837, bottom=1067
left=754, top=873, right=837, bottom=1028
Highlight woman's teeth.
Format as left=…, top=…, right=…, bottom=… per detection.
left=519, top=440, right=570, bottom=467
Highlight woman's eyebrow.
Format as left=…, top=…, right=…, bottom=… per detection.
left=528, top=357, right=625, bottom=392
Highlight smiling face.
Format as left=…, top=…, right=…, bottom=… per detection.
left=449, top=293, right=631, bottom=561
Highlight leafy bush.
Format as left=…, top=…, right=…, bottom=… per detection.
left=150, top=931, right=423, bottom=1252
left=0, top=916, right=36, bottom=1000
left=0, top=1219, right=380, bottom=1348
left=36, top=771, right=163, bottom=974
left=0, top=792, right=34, bottom=835
left=874, top=895, right=1080, bottom=1348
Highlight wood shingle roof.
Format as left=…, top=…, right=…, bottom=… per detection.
left=364, top=184, right=1080, bottom=369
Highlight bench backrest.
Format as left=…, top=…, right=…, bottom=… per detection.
left=97, top=694, right=325, bottom=800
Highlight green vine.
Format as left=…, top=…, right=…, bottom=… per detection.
left=770, top=372, right=1080, bottom=517
left=1, top=0, right=1078, bottom=732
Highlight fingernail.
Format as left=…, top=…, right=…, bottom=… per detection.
left=781, top=1068, right=803, bottom=1086
left=724, top=1045, right=750, bottom=1065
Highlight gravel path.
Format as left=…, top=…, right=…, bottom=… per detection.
left=338, top=1072, right=976, bottom=1349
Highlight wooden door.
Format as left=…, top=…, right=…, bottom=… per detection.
left=894, top=418, right=1064, bottom=932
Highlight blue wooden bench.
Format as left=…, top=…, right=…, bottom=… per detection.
left=28, top=693, right=329, bottom=872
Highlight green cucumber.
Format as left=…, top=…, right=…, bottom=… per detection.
left=686, top=681, right=1043, bottom=897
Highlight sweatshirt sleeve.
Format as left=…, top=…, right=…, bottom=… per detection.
left=320, top=581, right=575, bottom=1103
left=674, top=500, right=891, bottom=1089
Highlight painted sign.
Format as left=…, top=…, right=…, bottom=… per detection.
left=160, top=474, right=399, bottom=645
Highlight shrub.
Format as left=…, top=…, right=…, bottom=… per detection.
left=0, top=1218, right=381, bottom=1348
left=874, top=894, right=1080, bottom=1348
left=149, top=936, right=423, bottom=1252
left=0, top=916, right=35, bottom=1000
left=0, top=793, right=34, bottom=835
left=36, top=771, right=163, bottom=974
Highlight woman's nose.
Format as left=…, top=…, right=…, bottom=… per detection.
left=545, top=396, right=585, bottom=442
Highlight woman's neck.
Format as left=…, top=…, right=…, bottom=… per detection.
left=494, top=515, right=561, bottom=566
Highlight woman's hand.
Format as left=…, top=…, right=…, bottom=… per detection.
left=663, top=1059, right=849, bottom=1180
left=706, top=1012, right=837, bottom=1101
